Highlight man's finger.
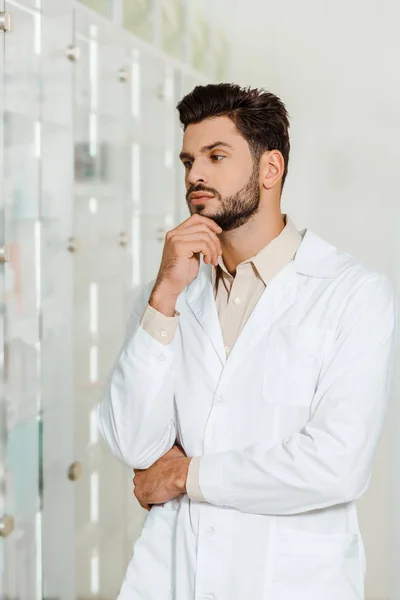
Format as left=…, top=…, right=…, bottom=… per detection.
left=180, top=213, right=222, bottom=234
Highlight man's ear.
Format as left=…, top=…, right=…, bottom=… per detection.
left=260, top=150, right=285, bottom=190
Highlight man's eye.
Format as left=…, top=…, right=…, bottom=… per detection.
left=211, top=155, right=224, bottom=162
left=183, top=161, right=192, bottom=169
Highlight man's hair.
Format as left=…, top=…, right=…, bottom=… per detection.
left=176, top=83, right=290, bottom=188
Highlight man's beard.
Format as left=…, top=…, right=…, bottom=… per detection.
left=187, top=164, right=260, bottom=232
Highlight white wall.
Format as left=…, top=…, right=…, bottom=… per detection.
left=229, top=2, right=400, bottom=599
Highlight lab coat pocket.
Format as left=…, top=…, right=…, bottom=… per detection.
left=263, top=326, right=324, bottom=407
left=276, top=527, right=360, bottom=556
left=270, top=527, right=364, bottom=600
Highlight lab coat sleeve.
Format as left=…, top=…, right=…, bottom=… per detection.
left=195, top=274, right=398, bottom=514
left=96, top=281, right=179, bottom=470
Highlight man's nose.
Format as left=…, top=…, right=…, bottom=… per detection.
left=187, top=160, right=208, bottom=186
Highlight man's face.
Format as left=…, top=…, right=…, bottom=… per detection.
left=180, top=116, right=260, bottom=231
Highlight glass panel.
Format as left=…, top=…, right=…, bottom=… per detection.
left=2, top=2, right=42, bottom=598
left=161, top=0, right=184, bottom=60
left=140, top=51, right=175, bottom=217
left=79, top=0, right=111, bottom=19
left=6, top=0, right=38, bottom=9
left=3, top=1, right=41, bottom=119
left=74, top=8, right=134, bottom=597
left=139, top=214, right=168, bottom=283
left=40, top=1, right=75, bottom=599
left=123, top=0, right=153, bottom=41
left=173, top=69, right=190, bottom=224
left=190, top=11, right=210, bottom=75
left=213, top=29, right=229, bottom=81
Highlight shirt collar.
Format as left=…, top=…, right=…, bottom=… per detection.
left=212, top=214, right=303, bottom=287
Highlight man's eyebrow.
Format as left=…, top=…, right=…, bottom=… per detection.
left=179, top=141, right=233, bottom=161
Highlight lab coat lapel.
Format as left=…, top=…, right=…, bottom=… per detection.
left=222, top=260, right=302, bottom=378
left=186, top=261, right=226, bottom=367
left=185, top=259, right=302, bottom=372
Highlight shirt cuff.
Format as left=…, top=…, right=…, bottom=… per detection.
left=186, top=456, right=205, bottom=502
left=139, top=303, right=180, bottom=345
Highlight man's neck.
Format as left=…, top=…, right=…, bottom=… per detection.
left=219, top=212, right=286, bottom=277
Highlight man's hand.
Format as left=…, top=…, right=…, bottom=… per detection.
left=133, top=445, right=191, bottom=511
left=149, top=214, right=223, bottom=317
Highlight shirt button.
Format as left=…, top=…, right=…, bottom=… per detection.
left=233, top=297, right=241, bottom=305
left=206, top=526, right=215, bottom=537
left=224, top=345, right=231, bottom=354
left=159, top=329, right=167, bottom=337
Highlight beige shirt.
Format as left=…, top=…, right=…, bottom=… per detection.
left=140, top=214, right=303, bottom=501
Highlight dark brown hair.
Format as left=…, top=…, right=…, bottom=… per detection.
left=176, top=83, right=291, bottom=187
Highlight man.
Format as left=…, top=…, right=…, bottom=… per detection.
left=97, top=84, right=397, bottom=599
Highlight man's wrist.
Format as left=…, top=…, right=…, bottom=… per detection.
left=149, top=286, right=179, bottom=317
left=171, top=457, right=191, bottom=494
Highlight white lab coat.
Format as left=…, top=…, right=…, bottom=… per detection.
left=97, top=228, right=397, bottom=600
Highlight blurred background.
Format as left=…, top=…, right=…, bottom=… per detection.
left=0, top=0, right=399, bottom=599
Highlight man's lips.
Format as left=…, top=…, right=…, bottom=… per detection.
left=190, top=194, right=214, bottom=204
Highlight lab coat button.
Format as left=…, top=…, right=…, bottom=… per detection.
left=156, top=354, right=165, bottom=363
left=206, top=525, right=215, bottom=537
left=215, top=395, right=224, bottom=404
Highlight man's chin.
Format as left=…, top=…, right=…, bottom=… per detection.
left=194, top=205, right=219, bottom=218
left=189, top=205, right=225, bottom=227
left=192, top=206, right=213, bottom=219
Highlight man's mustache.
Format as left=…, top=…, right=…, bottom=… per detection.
left=186, top=185, right=220, bottom=202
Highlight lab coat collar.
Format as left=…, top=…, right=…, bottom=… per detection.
left=293, top=228, right=339, bottom=278
left=185, top=227, right=339, bottom=368
left=193, top=226, right=338, bottom=289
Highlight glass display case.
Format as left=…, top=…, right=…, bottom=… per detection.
left=0, top=1, right=222, bottom=597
